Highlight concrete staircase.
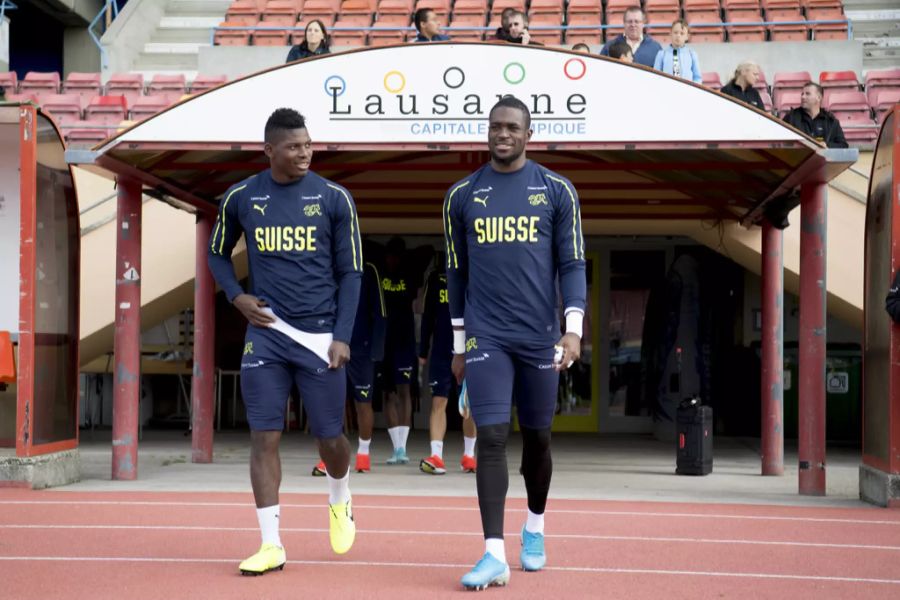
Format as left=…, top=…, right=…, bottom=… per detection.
left=843, top=0, right=900, bottom=71
left=130, top=0, right=231, bottom=81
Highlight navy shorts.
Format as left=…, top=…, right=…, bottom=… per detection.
left=428, top=355, right=454, bottom=398
left=347, top=350, right=376, bottom=403
left=382, top=339, right=416, bottom=388
left=240, top=325, right=346, bottom=438
left=464, top=335, right=559, bottom=429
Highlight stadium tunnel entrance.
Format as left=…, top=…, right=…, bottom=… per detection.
left=66, top=43, right=861, bottom=496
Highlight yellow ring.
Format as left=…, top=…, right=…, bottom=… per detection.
left=383, top=70, right=406, bottom=94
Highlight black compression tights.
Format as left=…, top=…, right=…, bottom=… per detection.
left=475, top=423, right=510, bottom=539
left=520, top=426, right=553, bottom=515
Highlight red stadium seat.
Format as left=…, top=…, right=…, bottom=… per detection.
left=5, top=93, right=39, bottom=104
left=377, top=0, right=413, bottom=17
left=807, top=4, right=848, bottom=40
left=106, top=73, right=144, bottom=107
left=148, top=74, right=187, bottom=105
left=85, top=95, right=129, bottom=126
left=820, top=70, right=858, bottom=90
left=725, top=11, right=766, bottom=42
left=252, top=19, right=291, bottom=45
left=330, top=19, right=369, bottom=45
left=414, top=0, right=451, bottom=18
left=529, top=0, right=562, bottom=14
left=226, top=0, right=263, bottom=25
left=335, top=11, right=373, bottom=25
left=758, top=89, right=773, bottom=112
left=66, top=120, right=111, bottom=144
left=262, top=0, right=302, bottom=23
left=566, top=10, right=601, bottom=25
left=130, top=95, right=171, bottom=121
left=775, top=89, right=801, bottom=115
left=20, top=72, right=61, bottom=97
left=63, top=72, right=102, bottom=110
left=866, top=69, right=900, bottom=108
left=872, top=89, right=900, bottom=123
left=340, top=0, right=376, bottom=14
left=826, top=90, right=869, bottom=117
left=761, top=0, right=801, bottom=18
left=191, top=75, right=228, bottom=93
left=528, top=15, right=563, bottom=44
left=689, top=26, right=726, bottom=42
left=215, top=21, right=253, bottom=45
left=40, top=94, right=83, bottom=126
left=491, top=0, right=525, bottom=14
left=839, top=113, right=878, bottom=145
left=0, top=71, right=18, bottom=93
left=565, top=30, right=601, bottom=45
left=768, top=10, right=808, bottom=41
left=368, top=24, right=407, bottom=45
left=773, top=70, right=811, bottom=105
left=703, top=72, right=722, bottom=90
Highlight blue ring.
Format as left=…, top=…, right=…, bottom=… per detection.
left=324, top=75, right=346, bottom=97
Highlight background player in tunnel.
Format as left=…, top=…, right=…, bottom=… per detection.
left=208, top=108, right=362, bottom=574
left=444, top=96, right=586, bottom=590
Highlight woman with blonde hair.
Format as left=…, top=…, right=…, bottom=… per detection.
left=720, top=60, right=765, bottom=111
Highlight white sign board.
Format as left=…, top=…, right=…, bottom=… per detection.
left=114, top=44, right=806, bottom=147
left=0, top=122, right=19, bottom=334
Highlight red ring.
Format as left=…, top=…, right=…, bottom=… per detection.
left=564, top=58, right=587, bottom=80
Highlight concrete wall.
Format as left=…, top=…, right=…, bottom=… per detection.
left=100, top=0, right=168, bottom=79
left=0, top=17, right=9, bottom=72
left=199, top=40, right=865, bottom=81
left=63, top=27, right=100, bottom=75
left=33, top=0, right=105, bottom=25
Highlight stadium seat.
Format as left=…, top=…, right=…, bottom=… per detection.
left=20, top=72, right=61, bottom=99
left=252, top=20, right=290, bottom=45
left=226, top=0, right=263, bottom=25
left=6, top=93, right=39, bottom=104
left=759, top=89, right=774, bottom=112
left=377, top=0, right=414, bottom=19
left=450, top=13, right=485, bottom=26
left=820, top=70, right=858, bottom=89
left=807, top=3, right=848, bottom=40
left=775, top=89, right=801, bottom=116
left=689, top=27, right=726, bottom=42
left=702, top=72, right=722, bottom=90
left=62, top=73, right=102, bottom=110
left=768, top=10, right=808, bottom=41
left=773, top=70, right=811, bottom=105
left=191, top=75, right=228, bottom=93
left=340, top=0, right=376, bottom=14
left=839, top=114, right=878, bottom=145
left=368, top=24, right=408, bottom=45
left=872, top=89, right=900, bottom=123
left=491, top=0, right=525, bottom=15
left=865, top=68, right=900, bottom=107
left=40, top=94, right=83, bottom=126
left=683, top=0, right=726, bottom=43
left=645, top=0, right=680, bottom=37
left=725, top=11, right=766, bottom=42
left=261, top=0, right=302, bottom=23
left=529, top=0, right=563, bottom=14
left=528, top=14, right=563, bottom=45
left=130, top=95, right=171, bottom=121
left=335, top=10, right=373, bottom=25
left=826, top=90, right=870, bottom=120
left=85, top=95, right=129, bottom=126
left=414, top=0, right=451, bottom=19
left=761, top=0, right=801, bottom=18
left=66, top=121, right=110, bottom=144
left=214, top=21, right=253, bottom=45
left=565, top=30, right=601, bottom=45
left=148, top=74, right=187, bottom=104
left=566, top=8, right=601, bottom=25
left=106, top=73, right=144, bottom=107
left=330, top=18, right=370, bottom=45
left=0, top=331, right=15, bottom=385
left=722, top=0, right=761, bottom=18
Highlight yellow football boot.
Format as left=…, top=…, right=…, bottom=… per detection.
left=329, top=499, right=356, bottom=555
left=238, top=543, right=286, bottom=576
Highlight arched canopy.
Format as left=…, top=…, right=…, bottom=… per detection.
left=71, top=43, right=855, bottom=224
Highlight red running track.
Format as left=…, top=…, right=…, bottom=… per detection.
left=1, top=490, right=899, bottom=599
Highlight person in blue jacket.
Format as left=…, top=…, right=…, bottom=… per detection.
left=600, top=7, right=662, bottom=68
left=654, top=20, right=703, bottom=83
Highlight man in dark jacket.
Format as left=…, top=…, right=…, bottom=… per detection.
left=599, top=7, right=662, bottom=68
left=493, top=7, right=516, bottom=41
left=413, top=8, right=450, bottom=42
left=783, top=82, right=849, bottom=148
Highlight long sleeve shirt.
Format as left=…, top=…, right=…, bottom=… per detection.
left=207, top=169, right=363, bottom=343
left=443, top=160, right=587, bottom=347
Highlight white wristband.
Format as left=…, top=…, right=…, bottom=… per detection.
left=565, top=309, right=584, bottom=339
left=453, top=329, right=466, bottom=355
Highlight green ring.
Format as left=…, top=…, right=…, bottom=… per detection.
left=503, top=62, right=526, bottom=85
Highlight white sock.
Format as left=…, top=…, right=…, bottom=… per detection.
left=525, top=509, right=545, bottom=534
left=485, top=538, right=506, bottom=563
left=398, top=425, right=410, bottom=449
left=256, top=505, right=281, bottom=547
left=358, top=438, right=371, bottom=455
left=464, top=436, right=476, bottom=457
left=327, top=472, right=351, bottom=505
left=430, top=440, right=444, bottom=458
left=388, top=426, right=400, bottom=450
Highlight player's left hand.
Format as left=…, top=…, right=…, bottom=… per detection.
left=328, top=341, right=350, bottom=369
left=555, top=333, right=581, bottom=372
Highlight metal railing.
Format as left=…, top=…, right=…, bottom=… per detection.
left=211, top=19, right=853, bottom=44
left=88, top=1, right=123, bottom=73
left=0, top=1, right=17, bottom=20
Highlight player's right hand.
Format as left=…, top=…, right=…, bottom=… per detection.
left=451, top=353, right=466, bottom=384
left=233, top=294, right=276, bottom=328
left=418, top=357, right=427, bottom=367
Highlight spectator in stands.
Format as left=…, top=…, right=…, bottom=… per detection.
left=414, top=8, right=450, bottom=42
left=783, top=82, right=848, bottom=148
left=608, top=42, right=634, bottom=64
left=653, top=20, right=702, bottom=83
left=286, top=20, right=331, bottom=63
left=493, top=8, right=516, bottom=41
left=600, top=7, right=662, bottom=68
left=505, top=11, right=542, bottom=45
left=572, top=43, right=591, bottom=54
left=720, top=61, right=765, bottom=111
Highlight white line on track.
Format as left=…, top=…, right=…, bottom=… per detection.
left=0, top=555, right=898, bottom=585
left=1, top=500, right=898, bottom=526
left=3, top=524, right=899, bottom=551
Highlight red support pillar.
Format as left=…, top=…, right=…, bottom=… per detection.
left=192, top=212, right=215, bottom=463
left=798, top=181, right=827, bottom=495
left=761, top=222, right=784, bottom=476
left=112, top=178, right=142, bottom=481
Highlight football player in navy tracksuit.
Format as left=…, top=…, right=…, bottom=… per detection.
left=418, top=256, right=477, bottom=475
left=444, top=96, right=586, bottom=590
left=208, top=108, right=362, bottom=574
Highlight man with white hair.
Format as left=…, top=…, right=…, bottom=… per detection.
left=600, top=6, right=662, bottom=67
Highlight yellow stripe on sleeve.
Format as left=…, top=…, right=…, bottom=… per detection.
left=213, top=184, right=247, bottom=255
left=546, top=175, right=583, bottom=261
left=443, top=180, right=470, bottom=269
left=327, top=183, right=361, bottom=271
left=368, top=262, right=387, bottom=317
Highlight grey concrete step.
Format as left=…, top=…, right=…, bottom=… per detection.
left=165, top=0, right=231, bottom=16
left=134, top=51, right=201, bottom=70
